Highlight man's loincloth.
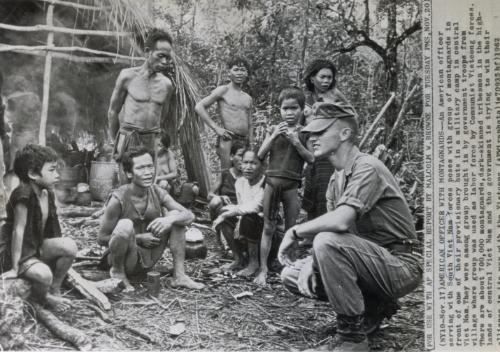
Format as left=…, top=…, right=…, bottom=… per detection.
left=113, top=125, right=161, bottom=161
left=264, top=176, right=301, bottom=220
left=215, top=132, right=249, bottom=149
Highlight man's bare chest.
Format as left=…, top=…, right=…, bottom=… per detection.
left=127, top=76, right=169, bottom=104
left=220, top=91, right=251, bottom=111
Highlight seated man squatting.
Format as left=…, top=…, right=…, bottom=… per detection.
left=212, top=148, right=265, bottom=273
left=278, top=102, right=422, bottom=352
left=98, top=147, right=205, bottom=291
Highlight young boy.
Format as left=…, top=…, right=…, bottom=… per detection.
left=208, top=143, right=244, bottom=252
left=213, top=148, right=265, bottom=273
left=253, top=87, right=314, bottom=285
left=195, top=57, right=253, bottom=171
left=155, top=133, right=178, bottom=193
left=0, top=144, right=77, bottom=310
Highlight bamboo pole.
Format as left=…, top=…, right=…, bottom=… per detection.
left=386, top=84, right=419, bottom=146
left=39, top=4, right=54, bottom=146
left=6, top=49, right=143, bottom=64
left=0, top=44, right=140, bottom=61
left=0, top=23, right=129, bottom=37
left=37, top=0, right=102, bottom=11
left=359, top=92, right=396, bottom=149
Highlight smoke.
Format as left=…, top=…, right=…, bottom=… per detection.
left=0, top=2, right=128, bottom=151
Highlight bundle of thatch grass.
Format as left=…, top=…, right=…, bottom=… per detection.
left=162, top=53, right=202, bottom=143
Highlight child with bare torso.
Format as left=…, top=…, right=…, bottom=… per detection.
left=0, top=145, right=77, bottom=311
left=154, top=133, right=178, bottom=193
left=195, top=57, right=253, bottom=171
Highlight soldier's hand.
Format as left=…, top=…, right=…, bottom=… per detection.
left=278, top=228, right=296, bottom=266
left=297, top=257, right=317, bottom=298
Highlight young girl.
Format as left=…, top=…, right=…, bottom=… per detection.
left=302, top=59, right=357, bottom=220
left=252, top=87, right=314, bottom=285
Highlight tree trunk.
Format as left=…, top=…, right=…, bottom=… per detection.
left=383, top=0, right=399, bottom=129
left=299, top=0, right=310, bottom=78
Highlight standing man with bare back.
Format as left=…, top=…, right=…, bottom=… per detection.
left=195, top=57, right=253, bottom=171
left=108, top=29, right=174, bottom=182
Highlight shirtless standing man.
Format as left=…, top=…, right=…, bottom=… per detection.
left=195, top=57, right=253, bottom=171
left=108, top=29, right=174, bottom=182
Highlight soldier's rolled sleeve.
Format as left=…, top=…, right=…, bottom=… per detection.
left=336, top=163, right=386, bottom=216
left=325, top=177, right=335, bottom=212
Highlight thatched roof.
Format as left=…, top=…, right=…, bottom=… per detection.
left=0, top=0, right=155, bottom=62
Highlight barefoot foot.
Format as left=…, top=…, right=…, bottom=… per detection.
left=253, top=270, right=268, bottom=286
left=236, top=263, right=259, bottom=277
left=222, top=259, right=245, bottom=272
left=110, top=268, right=135, bottom=292
left=169, top=275, right=205, bottom=290
left=45, top=293, right=72, bottom=312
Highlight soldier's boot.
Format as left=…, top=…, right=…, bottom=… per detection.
left=332, top=314, right=370, bottom=352
left=363, top=298, right=401, bottom=335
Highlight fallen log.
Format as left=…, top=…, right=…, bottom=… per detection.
left=78, top=269, right=110, bottom=282
left=58, top=205, right=99, bottom=218
left=33, top=302, right=92, bottom=351
left=66, top=269, right=111, bottom=311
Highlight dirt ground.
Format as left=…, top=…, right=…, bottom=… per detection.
left=18, top=204, right=424, bottom=351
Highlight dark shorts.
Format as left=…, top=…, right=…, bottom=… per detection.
left=18, top=257, right=44, bottom=276
left=98, top=247, right=150, bottom=275
left=239, top=213, right=264, bottom=243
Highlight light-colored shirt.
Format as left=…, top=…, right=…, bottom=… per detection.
left=326, top=151, right=417, bottom=246
left=234, top=175, right=265, bottom=216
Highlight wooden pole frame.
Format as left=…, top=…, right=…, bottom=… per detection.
left=39, top=3, right=54, bottom=146
left=0, top=44, right=140, bottom=60
left=0, top=23, right=129, bottom=37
